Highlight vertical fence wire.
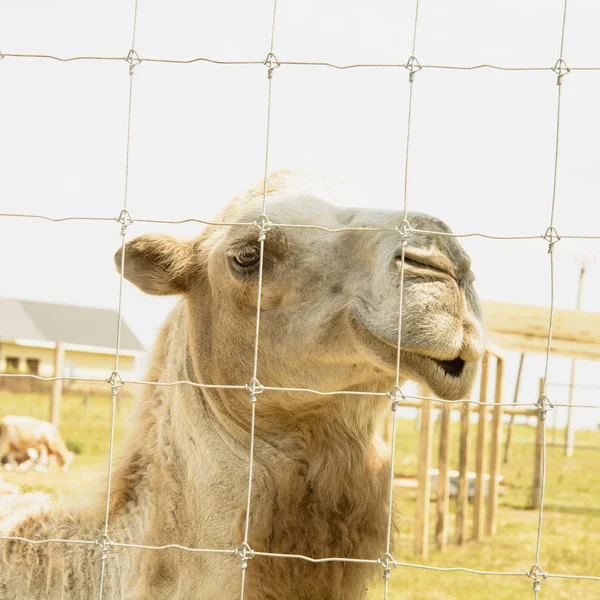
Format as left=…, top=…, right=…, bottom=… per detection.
left=239, top=1, right=278, bottom=598
left=530, top=0, right=570, bottom=597
left=97, top=0, right=140, bottom=597
left=382, top=1, right=421, bottom=597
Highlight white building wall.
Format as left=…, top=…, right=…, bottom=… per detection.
left=0, top=341, right=140, bottom=385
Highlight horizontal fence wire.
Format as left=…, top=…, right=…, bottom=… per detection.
left=1, top=0, right=599, bottom=595
left=3, top=51, right=600, bottom=72
left=0, top=212, right=599, bottom=240
left=2, top=372, right=600, bottom=409
left=2, top=372, right=600, bottom=412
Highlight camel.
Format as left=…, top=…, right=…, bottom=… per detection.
left=0, top=171, right=484, bottom=599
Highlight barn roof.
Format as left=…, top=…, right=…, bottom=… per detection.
left=482, top=300, right=600, bottom=362
left=0, top=298, right=144, bottom=352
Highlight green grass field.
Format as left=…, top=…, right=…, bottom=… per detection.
left=1, top=391, right=599, bottom=599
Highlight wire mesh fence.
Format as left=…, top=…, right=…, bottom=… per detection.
left=1, top=0, right=599, bottom=597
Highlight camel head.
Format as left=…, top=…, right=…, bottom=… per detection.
left=116, top=176, right=484, bottom=404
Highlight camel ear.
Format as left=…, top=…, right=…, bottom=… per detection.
left=115, top=234, right=199, bottom=295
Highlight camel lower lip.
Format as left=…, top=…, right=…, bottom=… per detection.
left=350, top=316, right=469, bottom=383
left=433, top=357, right=465, bottom=377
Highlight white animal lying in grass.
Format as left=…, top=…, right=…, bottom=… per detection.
left=1, top=446, right=44, bottom=472
left=0, top=415, right=74, bottom=472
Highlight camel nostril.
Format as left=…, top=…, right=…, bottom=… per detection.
left=434, top=357, right=465, bottom=377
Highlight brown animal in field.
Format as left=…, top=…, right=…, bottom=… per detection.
left=1, top=446, right=41, bottom=472
left=0, top=171, right=483, bottom=599
left=0, top=415, right=74, bottom=472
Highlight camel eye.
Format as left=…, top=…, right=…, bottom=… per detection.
left=399, top=256, right=453, bottom=279
left=397, top=257, right=434, bottom=272
left=233, top=246, right=261, bottom=268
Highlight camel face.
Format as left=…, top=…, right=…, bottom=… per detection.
left=119, top=186, right=483, bottom=402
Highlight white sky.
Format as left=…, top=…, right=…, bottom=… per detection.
left=1, top=0, right=599, bottom=429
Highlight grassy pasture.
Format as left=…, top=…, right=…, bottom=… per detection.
left=0, top=390, right=598, bottom=599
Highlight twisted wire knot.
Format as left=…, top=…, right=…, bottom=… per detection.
left=378, top=553, right=396, bottom=581
left=125, top=49, right=142, bottom=75
left=263, top=52, right=280, bottom=79
left=404, top=56, right=422, bottom=83
left=107, top=371, right=124, bottom=394
left=95, top=534, right=114, bottom=560
left=542, top=226, right=560, bottom=254
left=235, top=543, right=255, bottom=569
left=395, top=219, right=414, bottom=246
left=117, top=209, right=133, bottom=235
left=535, top=394, right=554, bottom=422
left=527, top=564, right=547, bottom=592
left=552, top=58, right=570, bottom=86
left=254, top=214, right=272, bottom=242
left=246, top=378, right=264, bottom=403
left=387, top=385, right=405, bottom=412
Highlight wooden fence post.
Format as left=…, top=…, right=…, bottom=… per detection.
left=383, top=412, right=393, bottom=446
left=503, top=352, right=525, bottom=464
left=473, top=355, right=489, bottom=541
left=49, top=341, right=65, bottom=427
left=532, top=377, right=545, bottom=509
left=436, top=405, right=452, bottom=551
left=565, top=264, right=586, bottom=457
left=415, top=391, right=433, bottom=557
left=455, top=401, right=471, bottom=545
left=486, top=356, right=504, bottom=536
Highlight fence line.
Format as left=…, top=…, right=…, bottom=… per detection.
left=238, top=2, right=279, bottom=597
left=1, top=210, right=600, bottom=241
left=4, top=51, right=600, bottom=72
left=0, top=211, right=599, bottom=241
left=96, top=0, right=140, bottom=596
left=2, top=373, right=599, bottom=409
left=383, top=0, right=422, bottom=594
left=530, top=2, right=571, bottom=594
left=1, top=0, right=599, bottom=596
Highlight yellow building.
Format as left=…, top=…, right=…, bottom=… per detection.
left=0, top=298, right=144, bottom=392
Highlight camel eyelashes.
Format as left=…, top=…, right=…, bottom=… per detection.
left=229, top=231, right=290, bottom=275
left=399, top=255, right=455, bottom=279
left=401, top=257, right=444, bottom=274
left=232, top=246, right=261, bottom=268
left=400, top=257, right=429, bottom=270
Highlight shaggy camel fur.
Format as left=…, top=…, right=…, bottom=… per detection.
left=0, top=172, right=484, bottom=599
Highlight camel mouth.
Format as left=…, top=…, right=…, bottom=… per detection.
left=432, top=356, right=465, bottom=378
left=420, top=354, right=477, bottom=400
left=349, top=315, right=476, bottom=398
